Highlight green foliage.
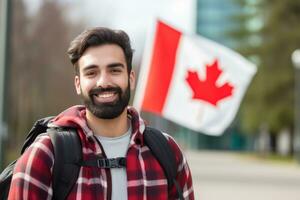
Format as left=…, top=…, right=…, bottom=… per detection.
left=230, top=0, right=300, bottom=134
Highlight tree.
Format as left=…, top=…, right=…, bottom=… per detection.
left=6, top=0, right=82, bottom=161
left=230, top=0, right=300, bottom=134
left=8, top=0, right=31, bottom=145
left=229, top=0, right=300, bottom=154
left=256, top=0, right=300, bottom=134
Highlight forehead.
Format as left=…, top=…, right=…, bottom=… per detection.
left=78, top=44, right=127, bottom=70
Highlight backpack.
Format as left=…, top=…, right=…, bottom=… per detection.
left=0, top=117, right=184, bottom=200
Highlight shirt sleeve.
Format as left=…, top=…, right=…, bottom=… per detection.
left=8, top=133, right=54, bottom=200
left=166, top=134, right=195, bottom=200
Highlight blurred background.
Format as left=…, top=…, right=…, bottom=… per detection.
left=1, top=0, right=300, bottom=199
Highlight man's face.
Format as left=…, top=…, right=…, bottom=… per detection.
left=75, top=44, right=135, bottom=119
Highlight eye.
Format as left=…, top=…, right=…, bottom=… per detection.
left=85, top=70, right=97, bottom=77
left=111, top=68, right=122, bottom=74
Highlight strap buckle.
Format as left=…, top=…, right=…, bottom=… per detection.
left=97, top=157, right=126, bottom=168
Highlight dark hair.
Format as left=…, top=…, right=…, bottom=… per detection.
left=67, top=27, right=133, bottom=75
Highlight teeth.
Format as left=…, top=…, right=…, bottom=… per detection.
left=96, top=92, right=114, bottom=98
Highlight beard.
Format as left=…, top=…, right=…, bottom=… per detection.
left=81, top=83, right=130, bottom=119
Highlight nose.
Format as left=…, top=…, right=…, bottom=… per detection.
left=96, top=72, right=112, bottom=88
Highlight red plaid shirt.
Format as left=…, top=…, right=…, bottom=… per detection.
left=8, top=105, right=194, bottom=200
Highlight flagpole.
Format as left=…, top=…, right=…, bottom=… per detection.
left=0, top=0, right=11, bottom=169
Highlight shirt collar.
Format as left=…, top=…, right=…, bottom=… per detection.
left=50, top=105, right=146, bottom=145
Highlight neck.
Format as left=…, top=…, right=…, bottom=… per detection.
left=86, top=108, right=129, bottom=137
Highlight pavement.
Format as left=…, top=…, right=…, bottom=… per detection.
left=185, top=150, right=300, bottom=200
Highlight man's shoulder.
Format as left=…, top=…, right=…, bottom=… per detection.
left=162, top=132, right=186, bottom=160
left=143, top=127, right=185, bottom=163
left=146, top=127, right=181, bottom=147
left=14, top=133, right=54, bottom=174
left=27, top=132, right=54, bottom=154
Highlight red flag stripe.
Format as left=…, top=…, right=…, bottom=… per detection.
left=141, top=21, right=181, bottom=115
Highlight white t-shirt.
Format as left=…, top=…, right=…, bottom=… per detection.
left=96, top=124, right=131, bottom=200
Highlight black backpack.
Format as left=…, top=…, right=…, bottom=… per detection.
left=0, top=117, right=184, bottom=200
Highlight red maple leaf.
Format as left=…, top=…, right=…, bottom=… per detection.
left=185, top=59, right=234, bottom=106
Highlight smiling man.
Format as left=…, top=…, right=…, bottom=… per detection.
left=8, top=27, right=194, bottom=200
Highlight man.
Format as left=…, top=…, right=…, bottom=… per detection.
left=8, top=27, right=194, bottom=199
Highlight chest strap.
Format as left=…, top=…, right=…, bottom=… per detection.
left=80, top=157, right=126, bottom=168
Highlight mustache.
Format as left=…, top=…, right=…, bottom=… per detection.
left=89, top=87, right=122, bottom=96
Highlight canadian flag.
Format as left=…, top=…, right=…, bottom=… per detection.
left=133, top=20, right=257, bottom=136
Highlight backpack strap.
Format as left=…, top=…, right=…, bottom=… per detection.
left=143, top=127, right=184, bottom=200
left=21, top=116, right=54, bottom=154
left=48, top=128, right=82, bottom=200
left=80, top=157, right=126, bottom=168
left=0, top=117, right=55, bottom=200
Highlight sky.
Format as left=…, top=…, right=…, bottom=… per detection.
left=23, top=0, right=196, bottom=62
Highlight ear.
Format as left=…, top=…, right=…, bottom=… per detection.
left=129, top=70, right=136, bottom=90
left=74, top=75, right=81, bottom=95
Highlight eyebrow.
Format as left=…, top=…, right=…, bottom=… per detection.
left=107, top=62, right=125, bottom=69
left=82, top=62, right=125, bottom=73
left=82, top=65, right=98, bottom=72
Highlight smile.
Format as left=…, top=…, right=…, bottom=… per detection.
left=95, top=92, right=115, bottom=98
left=93, top=91, right=118, bottom=103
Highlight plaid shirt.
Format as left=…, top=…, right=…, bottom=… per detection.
left=8, top=105, right=194, bottom=200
